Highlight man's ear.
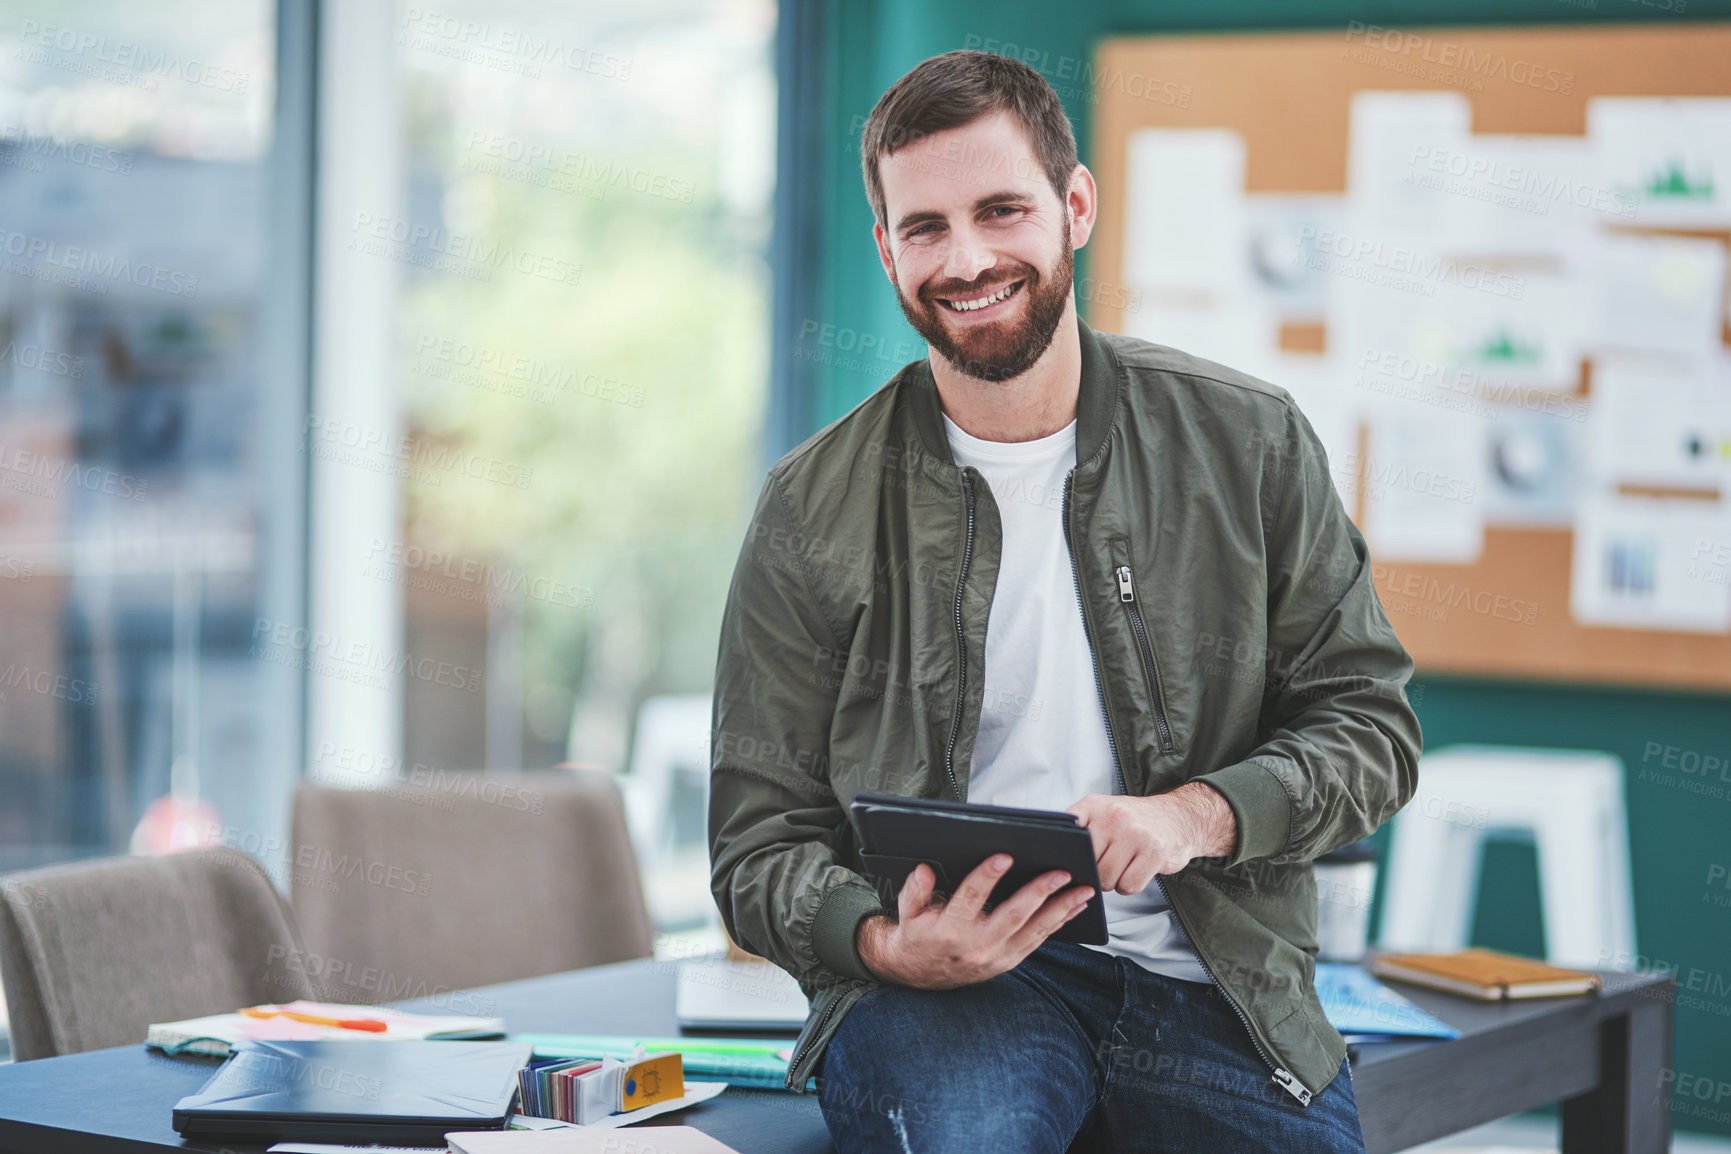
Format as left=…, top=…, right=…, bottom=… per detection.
left=1067, top=163, right=1099, bottom=251
left=873, top=221, right=898, bottom=285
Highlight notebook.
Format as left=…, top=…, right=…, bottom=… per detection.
left=675, top=958, right=807, bottom=1032
left=148, top=1000, right=507, bottom=1057
left=171, top=1038, right=531, bottom=1144
left=1370, top=948, right=1603, bottom=1000
left=848, top=789, right=1108, bottom=945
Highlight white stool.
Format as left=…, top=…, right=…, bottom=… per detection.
left=1378, top=745, right=1637, bottom=970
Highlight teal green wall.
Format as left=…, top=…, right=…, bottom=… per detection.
left=798, top=0, right=1731, bottom=1135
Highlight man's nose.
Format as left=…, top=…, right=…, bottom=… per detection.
left=943, top=226, right=995, bottom=285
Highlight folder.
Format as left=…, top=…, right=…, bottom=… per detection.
left=171, top=1039, right=530, bottom=1144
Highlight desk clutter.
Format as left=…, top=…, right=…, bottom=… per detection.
left=155, top=1004, right=762, bottom=1147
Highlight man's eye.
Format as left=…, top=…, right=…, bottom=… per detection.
left=909, top=224, right=938, bottom=237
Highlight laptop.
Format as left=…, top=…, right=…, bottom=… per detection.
left=675, top=958, right=808, bottom=1033
left=171, top=1038, right=531, bottom=1144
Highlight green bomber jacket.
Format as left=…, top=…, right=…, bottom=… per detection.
left=708, top=318, right=1423, bottom=1103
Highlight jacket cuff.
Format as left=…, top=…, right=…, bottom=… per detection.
left=1196, top=759, right=1292, bottom=867
left=810, top=881, right=884, bottom=982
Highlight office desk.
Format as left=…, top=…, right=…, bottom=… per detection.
left=0, top=959, right=1673, bottom=1153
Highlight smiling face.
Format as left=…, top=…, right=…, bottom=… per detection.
left=873, top=110, right=1092, bottom=384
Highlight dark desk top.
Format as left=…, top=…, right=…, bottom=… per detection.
left=0, top=959, right=1674, bottom=1154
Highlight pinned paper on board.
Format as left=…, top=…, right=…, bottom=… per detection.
left=1347, top=91, right=1474, bottom=240
left=1585, top=356, right=1731, bottom=492
left=1120, top=129, right=1268, bottom=369
left=1356, top=408, right=1488, bottom=565
left=1570, top=492, right=1731, bottom=633
left=1589, top=97, right=1731, bottom=227
left=1595, top=234, right=1727, bottom=360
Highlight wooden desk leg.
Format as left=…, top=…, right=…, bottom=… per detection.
left=1560, top=995, right=1673, bottom=1154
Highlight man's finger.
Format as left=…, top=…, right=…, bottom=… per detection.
left=1096, top=842, right=1133, bottom=892
left=984, top=869, right=1073, bottom=935
left=1008, top=885, right=1095, bottom=952
left=1117, top=855, right=1157, bottom=896
left=946, top=853, right=1012, bottom=920
left=898, top=862, right=935, bottom=920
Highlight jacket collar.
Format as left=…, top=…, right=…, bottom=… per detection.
left=905, top=315, right=1122, bottom=470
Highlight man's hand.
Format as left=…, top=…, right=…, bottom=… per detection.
left=854, top=855, right=1094, bottom=990
left=1067, top=782, right=1238, bottom=896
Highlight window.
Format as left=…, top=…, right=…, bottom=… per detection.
left=390, top=0, right=775, bottom=936
left=0, top=1, right=288, bottom=872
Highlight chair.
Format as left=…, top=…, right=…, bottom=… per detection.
left=0, top=848, right=313, bottom=1061
left=1378, top=745, right=1638, bottom=969
left=290, top=769, right=653, bottom=1001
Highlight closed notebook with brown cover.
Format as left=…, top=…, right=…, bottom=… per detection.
left=1370, top=948, right=1602, bottom=1000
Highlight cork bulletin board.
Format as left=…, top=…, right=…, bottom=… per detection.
left=1086, top=23, right=1731, bottom=691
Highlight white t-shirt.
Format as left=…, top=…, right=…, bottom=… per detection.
left=944, top=412, right=1210, bottom=984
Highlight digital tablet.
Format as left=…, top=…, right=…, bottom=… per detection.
left=848, top=789, right=1109, bottom=945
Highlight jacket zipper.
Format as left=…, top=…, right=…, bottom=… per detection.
left=1113, top=564, right=1175, bottom=754
left=1153, top=872, right=1313, bottom=1105
left=1061, top=472, right=1127, bottom=796
left=941, top=470, right=977, bottom=801
left=790, top=474, right=977, bottom=1089
left=1064, top=476, right=1312, bottom=1108
left=786, top=989, right=843, bottom=1090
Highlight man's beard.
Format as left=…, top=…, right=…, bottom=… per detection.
left=893, top=221, right=1073, bottom=384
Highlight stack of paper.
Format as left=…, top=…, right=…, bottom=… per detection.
left=448, top=1126, right=741, bottom=1152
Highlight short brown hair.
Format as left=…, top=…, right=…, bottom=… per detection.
left=860, top=49, right=1078, bottom=229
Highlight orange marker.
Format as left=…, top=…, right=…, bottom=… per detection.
left=240, top=1006, right=389, bottom=1032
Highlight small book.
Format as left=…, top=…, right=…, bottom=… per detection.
left=1370, top=948, right=1602, bottom=1000
left=148, top=1000, right=507, bottom=1057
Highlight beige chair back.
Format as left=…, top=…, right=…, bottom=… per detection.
left=0, top=848, right=312, bottom=1061
left=290, top=770, right=653, bottom=1003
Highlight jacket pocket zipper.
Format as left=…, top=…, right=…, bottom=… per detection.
left=1113, top=563, right=1175, bottom=753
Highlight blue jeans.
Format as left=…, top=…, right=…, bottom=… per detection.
left=817, top=940, right=1364, bottom=1154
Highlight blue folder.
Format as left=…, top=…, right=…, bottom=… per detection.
left=1316, top=963, right=1461, bottom=1044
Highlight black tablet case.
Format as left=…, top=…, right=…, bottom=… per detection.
left=849, top=789, right=1109, bottom=945
left=171, top=1038, right=531, bottom=1144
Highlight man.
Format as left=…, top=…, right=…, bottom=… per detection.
left=709, top=49, right=1422, bottom=1153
